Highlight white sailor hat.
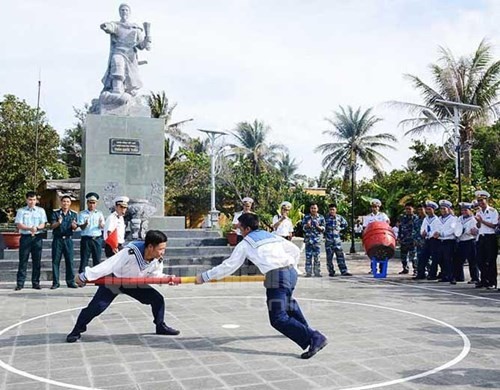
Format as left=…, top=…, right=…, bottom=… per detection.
left=280, top=201, right=292, bottom=210
left=114, top=196, right=129, bottom=207
left=370, top=198, right=382, bottom=207
left=475, top=190, right=490, bottom=199
left=438, top=199, right=453, bottom=208
left=242, top=197, right=254, bottom=204
left=425, top=200, right=438, bottom=210
left=459, top=202, right=472, bottom=209
left=85, top=192, right=99, bottom=202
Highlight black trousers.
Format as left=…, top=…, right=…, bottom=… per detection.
left=418, top=238, right=439, bottom=279
left=80, top=236, right=103, bottom=273
left=17, top=234, right=43, bottom=287
left=72, top=285, right=166, bottom=333
left=456, top=240, right=478, bottom=282
left=477, top=234, right=498, bottom=287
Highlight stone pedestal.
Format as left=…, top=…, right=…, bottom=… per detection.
left=82, top=114, right=165, bottom=216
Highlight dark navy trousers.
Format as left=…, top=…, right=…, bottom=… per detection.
left=72, top=285, right=165, bottom=333
left=457, top=240, right=478, bottom=282
left=417, top=238, right=440, bottom=279
left=265, top=267, right=313, bottom=350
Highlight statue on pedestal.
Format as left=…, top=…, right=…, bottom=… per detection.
left=125, top=198, right=157, bottom=240
left=91, top=3, right=152, bottom=116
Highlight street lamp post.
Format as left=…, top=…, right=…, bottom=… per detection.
left=349, top=163, right=360, bottom=254
left=198, top=129, right=227, bottom=228
left=422, top=99, right=480, bottom=203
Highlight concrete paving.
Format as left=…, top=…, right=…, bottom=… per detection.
left=0, top=254, right=499, bottom=390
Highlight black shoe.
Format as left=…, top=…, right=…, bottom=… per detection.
left=301, top=331, right=328, bottom=359
left=450, top=280, right=457, bottom=285
left=67, top=284, right=78, bottom=288
left=467, top=280, right=478, bottom=284
left=304, top=273, right=312, bottom=278
left=328, top=272, right=336, bottom=277
left=50, top=284, right=60, bottom=290
left=14, top=286, right=22, bottom=291
left=341, top=272, right=352, bottom=276
left=313, top=274, right=322, bottom=278
left=398, top=269, right=409, bottom=275
left=66, top=331, right=81, bottom=343
left=427, top=277, right=437, bottom=281
left=33, top=285, right=42, bottom=290
left=475, top=283, right=485, bottom=288
left=156, top=323, right=180, bottom=336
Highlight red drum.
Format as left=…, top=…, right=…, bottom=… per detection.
left=362, top=221, right=396, bottom=260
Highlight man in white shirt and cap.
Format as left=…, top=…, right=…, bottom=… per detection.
left=416, top=201, right=441, bottom=280
left=474, top=190, right=498, bottom=289
left=104, top=196, right=129, bottom=257
left=362, top=199, right=390, bottom=228
left=434, top=200, right=460, bottom=284
left=456, top=202, right=479, bottom=284
left=66, top=230, right=180, bottom=343
left=272, top=201, right=294, bottom=240
left=232, top=197, right=254, bottom=243
left=195, top=213, right=328, bottom=359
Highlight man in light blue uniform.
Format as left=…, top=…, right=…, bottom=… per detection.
left=78, top=192, right=105, bottom=273
left=14, top=191, right=48, bottom=290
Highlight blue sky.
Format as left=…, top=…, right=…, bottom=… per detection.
left=2, top=0, right=499, bottom=179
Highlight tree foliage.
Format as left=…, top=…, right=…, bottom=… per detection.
left=0, top=94, right=62, bottom=210
left=60, top=106, right=86, bottom=177
left=394, top=39, right=500, bottom=178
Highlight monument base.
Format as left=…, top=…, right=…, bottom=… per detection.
left=82, top=114, right=165, bottom=216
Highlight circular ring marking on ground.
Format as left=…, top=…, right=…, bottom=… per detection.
left=0, top=295, right=471, bottom=390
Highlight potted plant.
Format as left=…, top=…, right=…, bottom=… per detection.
left=220, top=220, right=238, bottom=246
left=0, top=223, right=21, bottom=249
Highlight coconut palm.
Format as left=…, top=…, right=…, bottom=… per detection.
left=230, top=119, right=286, bottom=175
left=147, top=90, right=193, bottom=146
left=315, top=106, right=397, bottom=186
left=392, top=39, right=500, bottom=178
left=277, top=153, right=299, bottom=184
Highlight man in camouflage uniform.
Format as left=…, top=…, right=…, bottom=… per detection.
left=397, top=202, right=418, bottom=276
left=412, top=203, right=427, bottom=280
left=302, top=203, right=325, bottom=277
left=324, top=204, right=352, bottom=277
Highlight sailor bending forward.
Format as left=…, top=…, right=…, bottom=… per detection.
left=195, top=213, right=328, bottom=359
left=66, top=230, right=180, bottom=343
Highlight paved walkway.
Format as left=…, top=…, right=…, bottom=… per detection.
left=0, top=254, right=499, bottom=390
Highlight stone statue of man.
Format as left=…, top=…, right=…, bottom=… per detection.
left=99, top=3, right=151, bottom=107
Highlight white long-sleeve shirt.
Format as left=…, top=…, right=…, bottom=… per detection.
left=202, top=230, right=300, bottom=282
left=80, top=241, right=164, bottom=282
left=438, top=215, right=459, bottom=240
left=457, top=215, right=478, bottom=242
left=272, top=214, right=294, bottom=237
left=420, top=215, right=441, bottom=239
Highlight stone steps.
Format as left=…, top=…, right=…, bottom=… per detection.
left=0, top=229, right=237, bottom=282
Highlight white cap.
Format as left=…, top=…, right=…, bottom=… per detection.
left=425, top=200, right=438, bottom=210
left=370, top=198, right=382, bottom=207
left=280, top=201, right=292, bottom=210
left=438, top=199, right=452, bottom=208
left=114, top=196, right=130, bottom=207
left=475, top=190, right=490, bottom=199
left=242, top=197, right=254, bottom=204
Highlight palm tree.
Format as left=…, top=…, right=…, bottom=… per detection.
left=147, top=90, right=193, bottom=146
left=277, top=153, right=299, bottom=184
left=230, top=119, right=286, bottom=175
left=392, top=39, right=500, bottom=178
left=315, top=106, right=397, bottom=186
